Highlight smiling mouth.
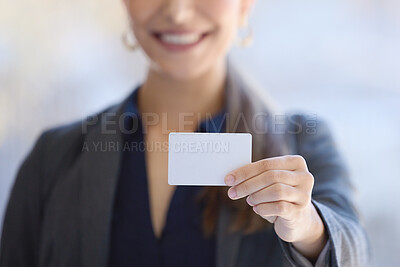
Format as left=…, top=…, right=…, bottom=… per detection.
left=152, top=31, right=210, bottom=51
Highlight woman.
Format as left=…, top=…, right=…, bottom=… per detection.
left=0, top=0, right=369, bottom=266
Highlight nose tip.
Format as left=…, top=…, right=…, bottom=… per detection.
left=163, top=0, right=194, bottom=24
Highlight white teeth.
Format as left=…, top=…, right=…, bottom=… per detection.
left=160, top=33, right=201, bottom=45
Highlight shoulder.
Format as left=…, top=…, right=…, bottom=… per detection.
left=11, top=102, right=121, bottom=203
left=284, top=112, right=350, bottom=182
left=286, top=113, right=333, bottom=137
left=29, top=102, right=121, bottom=176
left=284, top=112, right=337, bottom=152
left=39, top=103, right=120, bottom=149
left=283, top=112, right=349, bottom=173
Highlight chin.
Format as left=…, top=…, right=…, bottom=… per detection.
left=155, top=61, right=210, bottom=81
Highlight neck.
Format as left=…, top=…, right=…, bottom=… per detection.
left=137, top=59, right=227, bottom=132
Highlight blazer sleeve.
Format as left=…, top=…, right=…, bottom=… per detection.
left=280, top=114, right=370, bottom=267
left=0, top=131, right=50, bottom=267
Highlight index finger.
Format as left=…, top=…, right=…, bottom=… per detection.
left=224, top=155, right=307, bottom=186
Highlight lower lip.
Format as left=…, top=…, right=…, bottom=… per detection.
left=153, top=33, right=208, bottom=52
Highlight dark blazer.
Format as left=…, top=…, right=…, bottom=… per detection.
left=0, top=64, right=369, bottom=267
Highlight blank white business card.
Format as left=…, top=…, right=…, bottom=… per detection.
left=168, top=132, right=252, bottom=186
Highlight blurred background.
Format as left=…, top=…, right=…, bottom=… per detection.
left=0, top=0, right=399, bottom=265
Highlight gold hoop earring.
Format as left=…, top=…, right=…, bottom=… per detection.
left=236, top=20, right=254, bottom=48
left=122, top=28, right=140, bottom=51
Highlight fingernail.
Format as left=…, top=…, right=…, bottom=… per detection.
left=252, top=206, right=258, bottom=213
left=225, top=175, right=235, bottom=186
left=246, top=196, right=253, bottom=206
left=228, top=188, right=237, bottom=199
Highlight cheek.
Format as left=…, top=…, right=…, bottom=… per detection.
left=127, top=1, right=159, bottom=52
left=202, top=0, right=241, bottom=21
left=127, top=1, right=159, bottom=29
left=200, top=0, right=241, bottom=46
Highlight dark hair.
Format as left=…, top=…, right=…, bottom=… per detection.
left=197, top=186, right=272, bottom=237
left=197, top=129, right=288, bottom=237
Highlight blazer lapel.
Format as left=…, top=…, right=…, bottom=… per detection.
left=225, top=62, right=287, bottom=162
left=216, top=204, right=242, bottom=267
left=79, top=100, right=127, bottom=267
left=215, top=63, right=251, bottom=267
left=216, top=62, right=288, bottom=267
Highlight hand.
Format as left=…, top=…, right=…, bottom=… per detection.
left=224, top=155, right=327, bottom=260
